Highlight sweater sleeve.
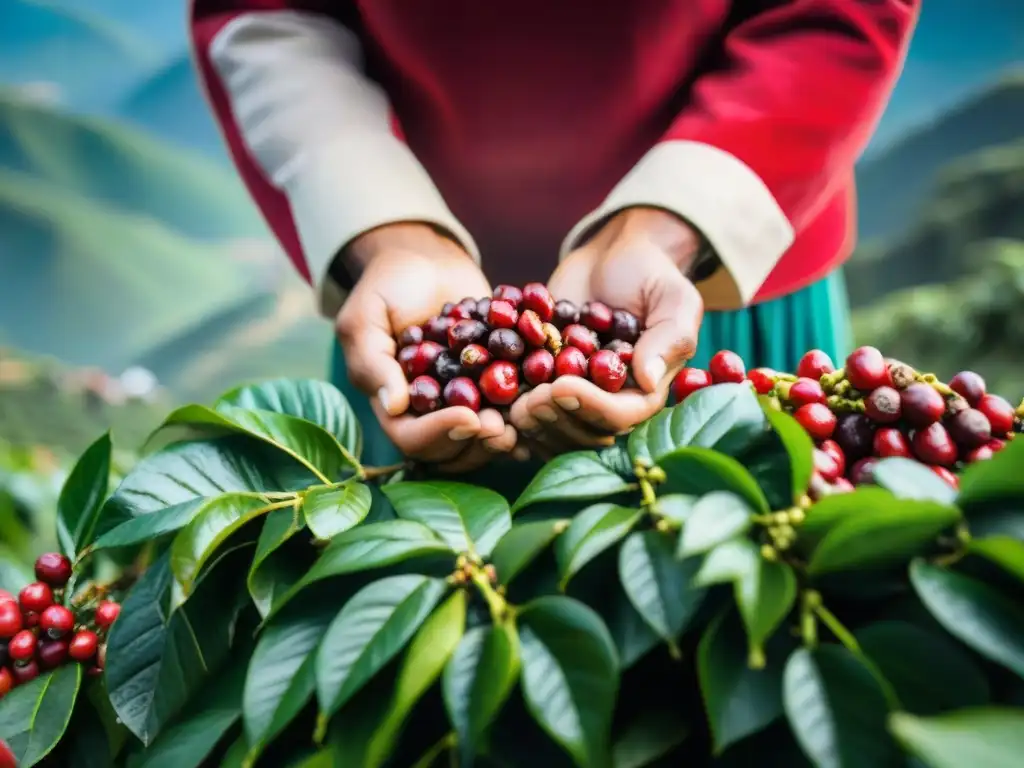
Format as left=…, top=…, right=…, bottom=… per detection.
left=561, top=0, right=919, bottom=309
left=190, top=1, right=479, bottom=318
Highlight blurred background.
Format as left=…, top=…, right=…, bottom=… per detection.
left=0, top=1, right=1021, bottom=556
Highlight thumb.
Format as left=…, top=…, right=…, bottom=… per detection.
left=338, top=319, right=410, bottom=417
left=631, top=274, right=703, bottom=393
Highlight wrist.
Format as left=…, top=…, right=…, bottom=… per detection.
left=606, top=207, right=703, bottom=274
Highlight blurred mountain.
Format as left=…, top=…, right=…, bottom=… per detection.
left=856, top=70, right=1024, bottom=243
left=0, top=0, right=161, bottom=113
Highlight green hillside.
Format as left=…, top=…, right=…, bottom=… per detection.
left=0, top=87, right=264, bottom=239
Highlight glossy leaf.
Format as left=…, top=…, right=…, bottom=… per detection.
left=244, top=601, right=337, bottom=759
left=807, top=500, right=960, bottom=575
left=855, top=621, right=989, bottom=715
left=890, top=708, right=1024, bottom=768
left=657, top=447, right=770, bottom=513
left=910, top=560, right=1024, bottom=680
left=871, top=457, right=958, bottom=504
left=56, top=431, right=111, bottom=557
left=601, top=581, right=661, bottom=671
left=618, top=530, right=705, bottom=654
left=383, top=481, right=511, bottom=556
left=957, top=437, right=1024, bottom=510
left=763, top=407, right=815, bottom=504
left=797, top=488, right=896, bottom=550
left=518, top=596, right=619, bottom=768
left=696, top=539, right=796, bottom=664
left=678, top=491, right=754, bottom=557
left=248, top=507, right=306, bottom=618
left=0, top=665, right=82, bottom=767
left=443, top=622, right=521, bottom=763
left=490, top=519, right=567, bottom=585
left=513, top=451, right=634, bottom=513
left=90, top=498, right=212, bottom=553
left=105, top=553, right=245, bottom=744
left=967, top=536, right=1024, bottom=584
left=698, top=610, right=785, bottom=754
left=783, top=646, right=900, bottom=768
left=555, top=503, right=643, bottom=588
left=598, top=441, right=635, bottom=479
left=611, top=709, right=689, bottom=768
left=217, top=378, right=362, bottom=461
left=652, top=494, right=698, bottom=525
left=629, top=383, right=766, bottom=464
left=303, top=482, right=372, bottom=541
left=315, top=574, right=447, bottom=717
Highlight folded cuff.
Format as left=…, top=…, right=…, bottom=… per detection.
left=560, top=140, right=794, bottom=309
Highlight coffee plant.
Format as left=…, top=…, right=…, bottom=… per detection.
left=1, top=367, right=1024, bottom=767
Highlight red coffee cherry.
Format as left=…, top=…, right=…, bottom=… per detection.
left=709, top=350, right=746, bottom=384
left=95, top=601, right=121, bottom=629
left=864, top=386, right=902, bottom=424
left=479, top=361, right=520, bottom=406
left=488, top=299, right=519, bottom=329
left=38, top=639, right=70, bottom=670
left=552, top=300, right=580, bottom=329
left=521, top=283, right=555, bottom=321
left=34, top=552, right=72, bottom=588
left=831, top=477, right=855, bottom=494
left=849, top=457, right=879, bottom=486
left=399, top=341, right=444, bottom=380
left=448, top=319, right=489, bottom=353
left=0, top=600, right=23, bottom=639
left=930, top=465, right=960, bottom=490
left=748, top=368, right=776, bottom=395
left=604, top=340, right=634, bottom=365
left=873, top=427, right=912, bottom=458
left=987, top=438, right=1007, bottom=453
left=9, top=630, right=37, bottom=661
left=69, top=630, right=100, bottom=662
left=396, top=325, right=424, bottom=348
left=444, top=377, right=482, bottom=412
left=789, top=377, right=825, bottom=406
left=580, top=301, right=613, bottom=335
left=447, top=302, right=474, bottom=321
left=492, top=285, right=523, bottom=307
left=610, top=309, right=641, bottom=344
left=818, top=439, right=847, bottom=478
left=912, top=423, right=958, bottom=467
left=965, top=445, right=995, bottom=463
left=813, top=448, right=842, bottom=483
left=554, top=347, right=588, bottom=379
left=459, top=344, right=491, bottom=378
left=671, top=368, right=713, bottom=402
left=562, top=325, right=599, bottom=356
left=0, top=667, right=13, bottom=698
left=844, top=346, right=891, bottom=391
left=423, top=315, right=454, bottom=344
left=794, top=403, right=837, bottom=440
left=13, top=660, right=40, bottom=685
left=40, top=605, right=74, bottom=638
left=949, top=371, right=986, bottom=406
left=517, top=310, right=547, bottom=348
left=523, top=349, right=555, bottom=386
left=977, top=394, right=1015, bottom=436
left=900, top=383, right=946, bottom=427
left=476, top=297, right=491, bottom=319
left=408, top=376, right=443, bottom=415
left=19, top=582, right=53, bottom=614
left=588, top=350, right=627, bottom=393
left=947, top=408, right=992, bottom=450
left=487, top=329, right=526, bottom=362
left=0, top=590, right=12, bottom=603
left=797, top=349, right=835, bottom=381
left=433, top=350, right=463, bottom=383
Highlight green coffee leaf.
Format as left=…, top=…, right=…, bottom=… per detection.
left=618, top=530, right=705, bottom=654
left=807, top=500, right=961, bottom=575
left=910, top=560, right=1024, bottom=680
left=855, top=621, right=989, bottom=715
left=889, top=708, right=1024, bottom=768
left=611, top=709, right=689, bottom=768
left=629, top=383, right=766, bottom=464
left=443, top=622, right=520, bottom=764
left=490, top=519, right=567, bottom=585
left=513, top=452, right=634, bottom=513
left=248, top=507, right=306, bottom=618
left=796, top=487, right=895, bottom=551
left=303, top=482, right=371, bottom=541
left=244, top=601, right=337, bottom=760
left=383, top=481, right=511, bottom=556
left=871, top=457, right=958, bottom=504
left=657, top=447, right=770, bottom=513
left=555, top=503, right=643, bottom=588
left=783, top=646, right=900, bottom=768
left=170, top=493, right=295, bottom=593
left=763, top=407, right=815, bottom=505
left=518, top=596, right=619, bottom=767
left=315, top=574, right=447, bottom=718
left=90, top=498, right=212, bottom=553
left=678, top=491, right=754, bottom=557
left=600, top=581, right=661, bottom=671
left=217, top=378, right=362, bottom=461
left=968, top=505, right=1024, bottom=541
left=698, top=610, right=785, bottom=754
left=598, top=441, right=635, bottom=478
left=957, top=437, right=1024, bottom=510
left=56, top=431, right=111, bottom=558
left=0, top=665, right=82, bottom=767
left=652, top=494, right=698, bottom=525
left=696, top=539, right=796, bottom=664
left=967, top=536, right=1024, bottom=584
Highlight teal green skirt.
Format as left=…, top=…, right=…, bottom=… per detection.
left=330, top=270, right=853, bottom=470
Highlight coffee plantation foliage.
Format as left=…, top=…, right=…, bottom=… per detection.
left=2, top=378, right=1024, bottom=768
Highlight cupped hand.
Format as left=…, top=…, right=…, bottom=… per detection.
left=510, top=208, right=704, bottom=453
left=335, top=224, right=517, bottom=471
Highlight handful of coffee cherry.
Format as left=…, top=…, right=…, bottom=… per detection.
left=395, top=284, right=642, bottom=414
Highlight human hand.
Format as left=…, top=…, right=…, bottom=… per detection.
left=510, top=208, right=704, bottom=453
left=335, top=223, right=517, bottom=472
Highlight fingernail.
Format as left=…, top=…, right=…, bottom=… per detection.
left=534, top=406, right=558, bottom=423
left=554, top=397, right=580, bottom=411
left=448, top=427, right=476, bottom=441
left=519, top=417, right=540, bottom=434
left=512, top=446, right=532, bottom=462
left=377, top=387, right=392, bottom=415
left=645, top=358, right=666, bottom=388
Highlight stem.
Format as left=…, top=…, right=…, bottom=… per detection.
left=800, top=591, right=819, bottom=649
left=362, top=462, right=410, bottom=480
left=470, top=568, right=510, bottom=624
left=412, top=732, right=456, bottom=768
left=638, top=477, right=657, bottom=508
left=815, top=604, right=861, bottom=654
